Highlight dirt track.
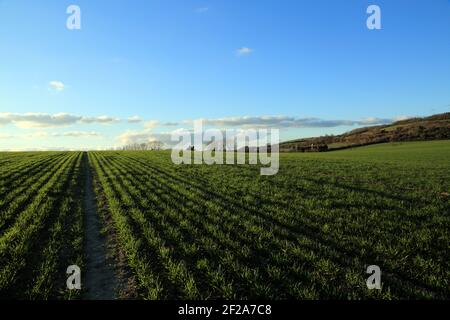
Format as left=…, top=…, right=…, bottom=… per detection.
left=82, top=153, right=117, bottom=299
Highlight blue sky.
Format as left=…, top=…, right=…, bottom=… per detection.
left=1, top=0, right=449, bottom=150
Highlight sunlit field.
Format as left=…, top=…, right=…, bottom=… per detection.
left=1, top=140, right=449, bottom=299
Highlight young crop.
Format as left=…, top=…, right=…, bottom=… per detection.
left=0, top=141, right=448, bottom=300
left=0, top=152, right=85, bottom=299
left=89, top=141, right=450, bottom=299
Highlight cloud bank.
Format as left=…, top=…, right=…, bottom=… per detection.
left=0, top=113, right=119, bottom=128
left=187, top=115, right=400, bottom=129
left=1, top=111, right=411, bottom=150
left=52, top=131, right=100, bottom=137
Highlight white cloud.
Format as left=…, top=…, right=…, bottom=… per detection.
left=53, top=131, right=100, bottom=137
left=23, top=132, right=49, bottom=138
left=117, top=113, right=410, bottom=148
left=186, top=115, right=397, bottom=129
left=117, top=128, right=190, bottom=147
left=144, top=120, right=160, bottom=129
left=1, top=132, right=49, bottom=139
left=117, top=130, right=154, bottom=145
left=393, top=115, right=413, bottom=121
left=196, top=7, right=209, bottom=13
left=116, top=127, right=271, bottom=150
left=0, top=112, right=121, bottom=128
left=163, top=122, right=179, bottom=126
left=49, top=81, right=65, bottom=91
left=0, top=113, right=81, bottom=128
left=80, top=115, right=119, bottom=124
left=0, top=112, right=408, bottom=131
left=236, top=47, right=254, bottom=56
left=128, top=116, right=143, bottom=123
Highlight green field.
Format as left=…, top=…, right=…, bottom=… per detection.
left=0, top=141, right=449, bottom=299
left=0, top=152, right=84, bottom=299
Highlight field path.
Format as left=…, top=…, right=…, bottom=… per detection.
left=82, top=153, right=118, bottom=299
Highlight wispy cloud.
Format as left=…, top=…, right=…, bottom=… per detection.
left=117, top=130, right=156, bottom=145
left=186, top=115, right=402, bottom=129
left=52, top=131, right=100, bottom=137
left=1, top=112, right=409, bottom=131
left=392, top=115, right=413, bottom=122
left=236, top=47, right=254, bottom=56
left=117, top=128, right=189, bottom=146
left=128, top=116, right=143, bottom=123
left=0, top=132, right=48, bottom=139
left=163, top=122, right=179, bottom=126
left=49, top=81, right=65, bottom=91
left=195, top=7, right=209, bottom=13
left=0, top=113, right=120, bottom=128
left=0, top=113, right=81, bottom=128
left=143, top=120, right=160, bottom=129
left=80, top=115, right=120, bottom=124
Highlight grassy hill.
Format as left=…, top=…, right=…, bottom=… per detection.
left=280, top=112, right=450, bottom=152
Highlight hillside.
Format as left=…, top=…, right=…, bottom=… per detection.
left=280, top=112, right=450, bottom=152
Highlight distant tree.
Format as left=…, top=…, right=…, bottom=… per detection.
left=121, top=141, right=165, bottom=151
left=147, top=141, right=164, bottom=150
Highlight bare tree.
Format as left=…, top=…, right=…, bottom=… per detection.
left=121, top=141, right=165, bottom=151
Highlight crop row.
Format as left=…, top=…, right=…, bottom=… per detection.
left=90, top=149, right=449, bottom=299
left=0, top=152, right=85, bottom=299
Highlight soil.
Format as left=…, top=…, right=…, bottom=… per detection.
left=82, top=153, right=118, bottom=299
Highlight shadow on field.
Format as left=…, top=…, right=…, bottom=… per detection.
left=100, top=154, right=447, bottom=299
